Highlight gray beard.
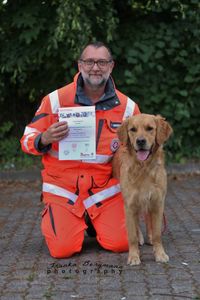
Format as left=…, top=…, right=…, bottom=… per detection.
left=85, top=77, right=107, bottom=89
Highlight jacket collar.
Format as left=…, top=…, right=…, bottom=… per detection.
left=75, top=73, right=120, bottom=110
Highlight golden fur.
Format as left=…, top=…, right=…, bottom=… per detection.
left=112, top=113, right=173, bottom=265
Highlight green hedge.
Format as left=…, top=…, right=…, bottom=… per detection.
left=0, top=0, right=200, bottom=168
left=113, top=1, right=200, bottom=161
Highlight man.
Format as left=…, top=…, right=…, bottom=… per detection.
left=20, top=41, right=140, bottom=258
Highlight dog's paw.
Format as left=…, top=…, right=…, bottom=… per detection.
left=155, top=251, right=169, bottom=263
left=127, top=253, right=141, bottom=266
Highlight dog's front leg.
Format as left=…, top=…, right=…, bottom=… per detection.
left=145, top=213, right=153, bottom=245
left=151, top=207, right=169, bottom=263
left=125, top=206, right=141, bottom=265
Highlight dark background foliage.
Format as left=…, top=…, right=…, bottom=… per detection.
left=0, top=0, right=200, bottom=168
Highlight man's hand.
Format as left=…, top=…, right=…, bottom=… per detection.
left=40, top=121, right=69, bottom=147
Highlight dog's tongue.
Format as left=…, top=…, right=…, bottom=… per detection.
left=136, top=150, right=150, bottom=161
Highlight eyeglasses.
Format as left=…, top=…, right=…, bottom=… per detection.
left=79, top=59, right=112, bottom=69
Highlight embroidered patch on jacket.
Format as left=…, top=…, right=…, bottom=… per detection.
left=110, top=138, right=120, bottom=152
left=110, top=121, right=121, bottom=129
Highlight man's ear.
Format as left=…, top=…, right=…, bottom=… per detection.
left=78, top=60, right=82, bottom=72
left=155, top=115, right=173, bottom=145
left=117, top=118, right=129, bottom=145
left=109, top=60, right=115, bottom=73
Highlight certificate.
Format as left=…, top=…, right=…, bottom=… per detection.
left=58, top=106, right=96, bottom=160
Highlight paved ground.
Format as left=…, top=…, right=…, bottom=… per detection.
left=0, top=167, right=200, bottom=299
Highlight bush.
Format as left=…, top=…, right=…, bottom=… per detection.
left=0, top=121, right=41, bottom=170
left=0, top=0, right=200, bottom=168
left=112, top=0, right=200, bottom=161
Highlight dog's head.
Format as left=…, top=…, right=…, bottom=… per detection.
left=117, top=114, right=173, bottom=162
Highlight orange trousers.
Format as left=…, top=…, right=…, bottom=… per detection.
left=41, top=195, right=128, bottom=258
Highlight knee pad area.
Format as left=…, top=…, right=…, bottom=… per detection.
left=44, top=233, right=84, bottom=259
left=41, top=203, right=87, bottom=258
left=97, top=234, right=128, bottom=253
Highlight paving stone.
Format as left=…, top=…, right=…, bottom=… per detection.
left=1, top=293, right=24, bottom=300
left=26, top=285, right=53, bottom=298
left=0, top=173, right=200, bottom=299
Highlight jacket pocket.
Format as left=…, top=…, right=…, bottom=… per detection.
left=108, top=120, right=122, bottom=132
left=96, top=119, right=121, bottom=155
left=48, top=204, right=57, bottom=236
left=41, top=204, right=57, bottom=237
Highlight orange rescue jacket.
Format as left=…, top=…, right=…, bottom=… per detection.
left=21, top=73, right=140, bottom=218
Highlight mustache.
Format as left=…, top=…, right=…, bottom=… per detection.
left=89, top=72, right=102, bottom=75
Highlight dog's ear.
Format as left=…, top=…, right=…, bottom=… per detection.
left=155, top=115, right=173, bottom=145
left=117, top=118, right=129, bottom=145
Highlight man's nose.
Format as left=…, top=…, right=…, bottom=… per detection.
left=92, top=62, right=100, bottom=70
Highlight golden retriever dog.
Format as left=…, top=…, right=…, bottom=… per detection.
left=112, top=114, right=173, bottom=265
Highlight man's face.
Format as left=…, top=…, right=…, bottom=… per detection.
left=78, top=46, right=114, bottom=89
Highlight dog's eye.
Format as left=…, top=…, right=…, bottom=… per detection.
left=130, top=127, right=137, bottom=132
left=146, top=126, right=154, bottom=131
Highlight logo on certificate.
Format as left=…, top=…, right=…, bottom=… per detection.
left=64, top=150, right=70, bottom=156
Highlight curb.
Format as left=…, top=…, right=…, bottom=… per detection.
left=0, top=162, right=200, bottom=181
left=0, top=169, right=41, bottom=181
left=166, top=162, right=200, bottom=177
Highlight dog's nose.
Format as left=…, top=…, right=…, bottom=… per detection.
left=136, top=138, right=146, bottom=147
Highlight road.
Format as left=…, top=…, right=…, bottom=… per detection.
left=0, top=173, right=200, bottom=299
